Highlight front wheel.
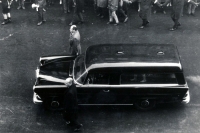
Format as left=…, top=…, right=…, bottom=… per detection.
left=43, top=97, right=64, bottom=111
left=134, top=99, right=156, bottom=111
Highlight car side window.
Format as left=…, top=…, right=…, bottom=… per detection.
left=120, top=73, right=178, bottom=84
left=86, top=73, right=109, bottom=85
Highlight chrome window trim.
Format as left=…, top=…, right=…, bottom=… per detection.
left=87, top=62, right=182, bottom=71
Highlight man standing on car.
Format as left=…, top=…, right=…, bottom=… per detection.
left=63, top=78, right=83, bottom=132
left=69, top=25, right=81, bottom=56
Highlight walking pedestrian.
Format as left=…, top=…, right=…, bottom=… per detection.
left=63, top=78, right=83, bottom=132
left=161, top=0, right=199, bottom=31
left=187, top=0, right=198, bottom=16
left=69, top=0, right=84, bottom=25
left=138, top=0, right=160, bottom=29
left=35, top=0, right=47, bottom=26
left=1, top=0, right=13, bottom=25
left=69, top=25, right=81, bottom=56
left=118, top=0, right=132, bottom=23
left=63, top=0, right=72, bottom=13
left=17, top=0, right=25, bottom=9
left=96, top=0, right=108, bottom=19
left=47, top=0, right=54, bottom=6
left=107, top=0, right=119, bottom=26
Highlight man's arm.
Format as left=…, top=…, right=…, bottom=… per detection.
left=122, top=0, right=132, bottom=4
left=161, top=0, right=171, bottom=6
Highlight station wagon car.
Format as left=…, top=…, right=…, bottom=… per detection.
left=33, top=44, right=190, bottom=110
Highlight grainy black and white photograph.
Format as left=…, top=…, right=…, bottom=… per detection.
left=0, top=0, right=200, bottom=132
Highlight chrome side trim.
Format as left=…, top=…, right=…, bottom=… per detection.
left=34, top=85, right=67, bottom=89
left=87, top=62, right=182, bottom=71
left=78, top=104, right=133, bottom=105
left=33, top=84, right=188, bottom=89
left=40, top=56, right=73, bottom=61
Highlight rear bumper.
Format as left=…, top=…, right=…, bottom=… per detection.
left=182, top=90, right=190, bottom=104
left=33, top=92, right=43, bottom=104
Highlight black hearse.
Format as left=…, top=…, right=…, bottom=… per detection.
left=33, top=44, right=190, bottom=110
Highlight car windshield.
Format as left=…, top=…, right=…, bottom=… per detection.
left=73, top=55, right=87, bottom=84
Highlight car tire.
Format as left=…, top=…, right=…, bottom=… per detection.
left=134, top=99, right=156, bottom=111
left=43, top=97, right=63, bottom=111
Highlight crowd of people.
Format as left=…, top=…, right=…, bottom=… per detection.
left=1, top=0, right=199, bottom=30
left=0, top=0, right=199, bottom=31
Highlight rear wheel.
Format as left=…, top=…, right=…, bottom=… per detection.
left=134, top=99, right=156, bottom=111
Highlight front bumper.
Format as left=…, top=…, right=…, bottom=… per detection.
left=33, top=92, right=43, bottom=104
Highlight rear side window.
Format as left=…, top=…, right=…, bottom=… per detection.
left=120, top=73, right=178, bottom=84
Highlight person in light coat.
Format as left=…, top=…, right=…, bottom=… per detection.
left=161, top=0, right=199, bottom=31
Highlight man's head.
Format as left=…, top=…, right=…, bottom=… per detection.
left=65, top=78, right=73, bottom=87
left=70, top=25, right=78, bottom=34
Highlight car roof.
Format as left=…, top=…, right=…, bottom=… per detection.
left=85, top=44, right=181, bottom=70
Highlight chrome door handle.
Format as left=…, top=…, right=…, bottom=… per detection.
left=103, top=90, right=110, bottom=92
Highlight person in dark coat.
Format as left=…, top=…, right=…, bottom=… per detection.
left=1, top=0, right=13, bottom=25
left=161, top=0, right=199, bottom=31
left=96, top=0, right=108, bottom=18
left=138, top=0, right=160, bottom=29
left=118, top=0, right=132, bottom=23
left=63, top=0, right=72, bottom=13
left=69, top=0, right=84, bottom=25
left=35, top=0, right=47, bottom=26
left=17, top=0, right=25, bottom=10
left=63, top=78, right=83, bottom=132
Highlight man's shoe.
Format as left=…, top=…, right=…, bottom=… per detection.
left=145, top=21, right=149, bottom=26
left=8, top=18, right=11, bottom=23
left=78, top=21, right=84, bottom=24
left=66, top=121, right=71, bottom=125
left=74, top=124, right=83, bottom=132
left=139, top=25, right=144, bottom=29
left=22, top=7, right=25, bottom=9
left=69, top=22, right=73, bottom=26
left=191, top=13, right=196, bottom=17
left=100, top=15, right=104, bottom=19
left=42, top=19, right=46, bottom=22
left=169, top=26, right=177, bottom=31
left=37, top=21, right=43, bottom=26
left=1, top=20, right=8, bottom=25
left=107, top=21, right=114, bottom=24
left=17, top=6, right=21, bottom=10
left=114, top=22, right=119, bottom=26
left=124, top=17, right=128, bottom=23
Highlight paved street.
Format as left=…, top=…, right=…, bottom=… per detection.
left=1, top=1, right=200, bottom=133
